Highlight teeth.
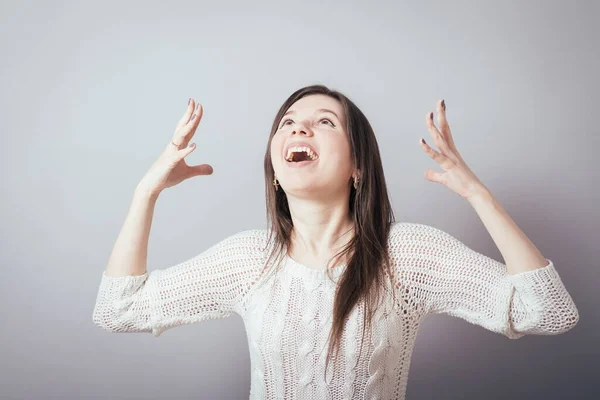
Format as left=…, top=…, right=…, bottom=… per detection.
left=286, top=146, right=318, bottom=162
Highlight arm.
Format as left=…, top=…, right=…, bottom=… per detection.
left=104, top=184, right=158, bottom=278
left=410, top=99, right=578, bottom=338
left=466, top=186, right=550, bottom=275
left=389, top=222, right=579, bottom=339
left=92, top=227, right=268, bottom=337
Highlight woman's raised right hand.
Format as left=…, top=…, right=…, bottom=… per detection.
left=138, top=98, right=213, bottom=197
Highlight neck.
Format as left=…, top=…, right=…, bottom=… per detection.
left=286, top=194, right=355, bottom=263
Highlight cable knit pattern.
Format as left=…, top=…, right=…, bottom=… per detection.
left=92, top=222, right=579, bottom=399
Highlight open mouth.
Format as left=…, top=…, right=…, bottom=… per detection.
left=285, top=147, right=319, bottom=163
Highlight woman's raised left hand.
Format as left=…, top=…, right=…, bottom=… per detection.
left=420, top=99, right=489, bottom=200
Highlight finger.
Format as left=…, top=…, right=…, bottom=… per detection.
left=436, top=99, right=459, bottom=154
left=176, top=142, right=197, bottom=159
left=420, top=137, right=454, bottom=170
left=173, top=103, right=203, bottom=148
left=426, top=111, right=457, bottom=163
left=175, top=98, right=196, bottom=132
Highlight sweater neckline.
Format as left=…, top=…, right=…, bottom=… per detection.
left=283, top=253, right=347, bottom=281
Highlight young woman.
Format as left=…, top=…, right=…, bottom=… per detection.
left=93, top=85, right=579, bottom=399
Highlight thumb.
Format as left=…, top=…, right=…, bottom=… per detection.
left=187, top=163, right=214, bottom=177
left=424, top=168, right=443, bottom=184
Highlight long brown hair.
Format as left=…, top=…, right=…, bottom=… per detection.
left=262, top=84, right=396, bottom=378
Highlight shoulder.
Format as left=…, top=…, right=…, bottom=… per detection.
left=193, top=228, right=274, bottom=282
left=227, top=227, right=270, bottom=242
left=388, top=221, right=460, bottom=253
left=218, top=228, right=271, bottom=250
left=388, top=221, right=447, bottom=241
left=197, top=228, right=271, bottom=259
left=386, top=222, right=455, bottom=286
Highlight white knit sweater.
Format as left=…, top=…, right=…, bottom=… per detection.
left=92, top=222, right=579, bottom=399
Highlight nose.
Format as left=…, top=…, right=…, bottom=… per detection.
left=291, top=121, right=313, bottom=136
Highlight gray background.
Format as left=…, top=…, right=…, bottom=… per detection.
left=1, top=0, right=597, bottom=399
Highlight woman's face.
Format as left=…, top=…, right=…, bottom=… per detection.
left=270, top=94, right=354, bottom=198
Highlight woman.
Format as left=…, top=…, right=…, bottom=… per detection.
left=93, top=85, right=579, bottom=399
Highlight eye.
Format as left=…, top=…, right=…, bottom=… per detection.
left=320, top=118, right=336, bottom=127
left=280, top=118, right=293, bottom=128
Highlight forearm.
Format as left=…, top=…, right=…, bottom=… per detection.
left=467, top=186, right=549, bottom=275
left=104, top=184, right=159, bottom=277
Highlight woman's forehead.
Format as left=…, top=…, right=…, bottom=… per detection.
left=286, top=95, right=344, bottom=122
left=288, top=94, right=342, bottom=113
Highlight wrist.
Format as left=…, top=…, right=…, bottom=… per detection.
left=134, top=182, right=160, bottom=202
left=466, top=183, right=493, bottom=204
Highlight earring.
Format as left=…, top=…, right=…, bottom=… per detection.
left=273, top=175, right=279, bottom=191
left=353, top=175, right=359, bottom=189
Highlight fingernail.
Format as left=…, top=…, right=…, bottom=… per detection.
left=195, top=103, right=200, bottom=110
left=188, top=98, right=191, bottom=105
left=441, top=100, right=445, bottom=110
left=429, top=112, right=433, bottom=120
left=421, top=138, right=426, bottom=145
left=191, top=114, right=196, bottom=121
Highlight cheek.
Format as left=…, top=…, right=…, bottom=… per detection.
left=270, top=136, right=283, bottom=165
left=323, top=139, right=352, bottom=164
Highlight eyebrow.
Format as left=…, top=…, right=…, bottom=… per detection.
left=283, top=108, right=341, bottom=120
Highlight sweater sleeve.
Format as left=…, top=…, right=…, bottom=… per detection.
left=389, top=222, right=579, bottom=339
left=92, top=229, right=266, bottom=337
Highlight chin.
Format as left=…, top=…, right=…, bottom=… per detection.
left=280, top=181, right=322, bottom=193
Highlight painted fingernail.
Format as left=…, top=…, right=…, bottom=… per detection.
left=441, top=100, right=445, bottom=110
left=188, top=98, right=191, bottom=105
left=195, top=103, right=200, bottom=110
left=429, top=112, right=433, bottom=120
left=191, top=114, right=196, bottom=121
left=421, top=138, right=426, bottom=145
